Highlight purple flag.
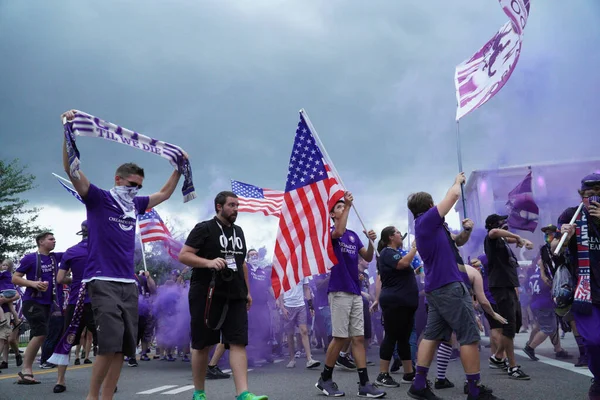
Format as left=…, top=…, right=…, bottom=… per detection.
left=455, top=0, right=531, bottom=120
left=506, top=171, right=539, bottom=232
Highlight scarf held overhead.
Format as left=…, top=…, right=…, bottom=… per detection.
left=64, top=111, right=196, bottom=202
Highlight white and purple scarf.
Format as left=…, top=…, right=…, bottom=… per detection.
left=64, top=111, right=196, bottom=202
left=47, top=283, right=87, bottom=366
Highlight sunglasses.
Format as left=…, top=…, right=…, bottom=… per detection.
left=119, top=176, right=143, bottom=189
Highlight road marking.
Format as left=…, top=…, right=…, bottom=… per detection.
left=274, top=359, right=284, bottom=364
left=137, top=385, right=178, bottom=394
left=162, top=385, right=195, bottom=394
left=515, top=350, right=593, bottom=377
left=0, top=364, right=93, bottom=380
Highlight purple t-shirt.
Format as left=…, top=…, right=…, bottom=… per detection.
left=312, top=273, right=330, bottom=308
left=414, top=206, right=463, bottom=293
left=59, top=239, right=90, bottom=305
left=529, top=266, right=554, bottom=310
left=16, top=252, right=64, bottom=305
left=83, top=184, right=149, bottom=282
left=0, top=270, right=15, bottom=312
left=248, top=264, right=271, bottom=305
left=329, top=229, right=364, bottom=296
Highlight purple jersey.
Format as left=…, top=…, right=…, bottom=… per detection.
left=329, top=228, right=364, bottom=295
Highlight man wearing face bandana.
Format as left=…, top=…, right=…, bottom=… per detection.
left=61, top=110, right=184, bottom=400
left=554, top=173, right=600, bottom=400
left=484, top=213, right=534, bottom=380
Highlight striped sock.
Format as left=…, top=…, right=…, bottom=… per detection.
left=436, top=342, right=453, bottom=380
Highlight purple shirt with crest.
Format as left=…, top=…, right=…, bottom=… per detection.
left=60, top=239, right=90, bottom=305
left=16, top=252, right=64, bottom=305
left=83, top=184, right=149, bottom=282
left=328, top=229, right=364, bottom=296
left=414, top=206, right=463, bottom=293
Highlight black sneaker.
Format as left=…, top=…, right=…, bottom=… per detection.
left=488, top=356, right=505, bottom=369
left=335, top=354, right=357, bottom=371
left=434, top=377, right=454, bottom=389
left=74, top=358, right=80, bottom=365
left=127, top=358, right=138, bottom=367
left=390, top=358, right=401, bottom=373
left=464, top=381, right=494, bottom=395
left=0, top=361, right=7, bottom=369
left=467, top=390, right=503, bottom=400
left=523, top=345, right=539, bottom=361
left=15, top=354, right=23, bottom=367
left=507, top=366, right=530, bottom=380
left=206, top=365, right=230, bottom=379
left=408, top=381, right=442, bottom=400
left=402, top=372, right=415, bottom=384
left=555, top=350, right=572, bottom=359
left=40, top=362, right=57, bottom=369
left=376, top=372, right=399, bottom=388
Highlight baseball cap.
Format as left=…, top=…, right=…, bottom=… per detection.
left=485, top=214, right=508, bottom=230
left=581, top=173, right=600, bottom=191
left=76, top=220, right=88, bottom=235
left=540, top=224, right=558, bottom=233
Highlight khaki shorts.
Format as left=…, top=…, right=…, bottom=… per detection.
left=328, top=292, right=364, bottom=338
left=0, top=319, right=11, bottom=340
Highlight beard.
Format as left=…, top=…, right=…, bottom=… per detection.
left=224, top=211, right=238, bottom=224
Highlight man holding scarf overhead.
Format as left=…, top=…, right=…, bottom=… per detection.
left=554, top=173, right=600, bottom=400
left=60, top=110, right=185, bottom=400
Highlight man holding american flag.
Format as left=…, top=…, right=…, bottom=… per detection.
left=315, top=192, right=385, bottom=398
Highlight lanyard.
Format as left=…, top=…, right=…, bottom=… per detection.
left=215, top=220, right=239, bottom=251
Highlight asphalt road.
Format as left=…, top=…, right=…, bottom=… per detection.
left=0, top=334, right=592, bottom=400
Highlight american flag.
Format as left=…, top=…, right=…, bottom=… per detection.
left=271, top=112, right=344, bottom=299
left=231, top=180, right=284, bottom=217
left=137, top=208, right=182, bottom=260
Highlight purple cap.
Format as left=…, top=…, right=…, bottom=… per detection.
left=76, top=220, right=88, bottom=235
left=581, top=173, right=600, bottom=190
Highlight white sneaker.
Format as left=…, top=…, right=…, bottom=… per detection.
left=306, top=358, right=321, bottom=369
left=287, top=360, right=296, bottom=368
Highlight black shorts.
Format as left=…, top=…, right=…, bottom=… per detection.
left=64, top=303, right=96, bottom=346
left=22, top=301, right=50, bottom=338
left=189, top=283, right=248, bottom=350
left=88, top=280, right=138, bottom=357
left=490, top=287, right=519, bottom=339
left=363, top=301, right=372, bottom=340
left=484, top=303, right=504, bottom=330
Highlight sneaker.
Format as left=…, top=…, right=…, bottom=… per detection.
left=434, top=377, right=454, bottom=389
left=523, top=345, right=539, bottom=361
left=467, top=390, right=503, bottom=400
left=488, top=356, right=505, bottom=369
left=236, top=391, right=268, bottom=400
left=287, top=360, right=296, bottom=368
left=555, top=350, right=572, bottom=359
left=315, top=377, right=345, bottom=397
left=376, top=372, right=400, bottom=388
left=358, top=382, right=386, bottom=398
left=83, top=359, right=92, bottom=364
left=589, top=378, right=600, bottom=400
left=167, top=355, right=176, bottom=362
left=0, top=361, right=7, bottom=369
left=390, top=358, right=401, bottom=374
left=206, top=365, right=230, bottom=379
left=182, top=355, right=190, bottom=362
left=15, top=354, right=23, bottom=367
left=295, top=351, right=302, bottom=359
left=192, top=390, right=207, bottom=400
left=306, top=359, right=321, bottom=369
left=463, top=381, right=494, bottom=395
left=40, top=362, right=57, bottom=369
left=74, top=358, right=80, bottom=365
left=408, top=380, right=442, bottom=400
left=336, top=354, right=357, bottom=371
left=402, top=372, right=416, bottom=384
left=507, top=365, right=530, bottom=380
left=502, top=359, right=509, bottom=372
left=576, top=355, right=589, bottom=368
left=128, top=358, right=138, bottom=367
left=140, top=354, right=151, bottom=361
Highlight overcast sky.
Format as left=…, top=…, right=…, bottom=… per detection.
left=1, top=0, right=598, bottom=254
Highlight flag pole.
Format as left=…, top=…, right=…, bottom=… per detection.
left=137, top=221, right=148, bottom=272
left=300, top=109, right=375, bottom=247
left=455, top=120, right=468, bottom=219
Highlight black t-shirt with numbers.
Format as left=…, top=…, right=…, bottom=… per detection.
left=185, top=217, right=248, bottom=300
left=484, top=235, right=520, bottom=288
